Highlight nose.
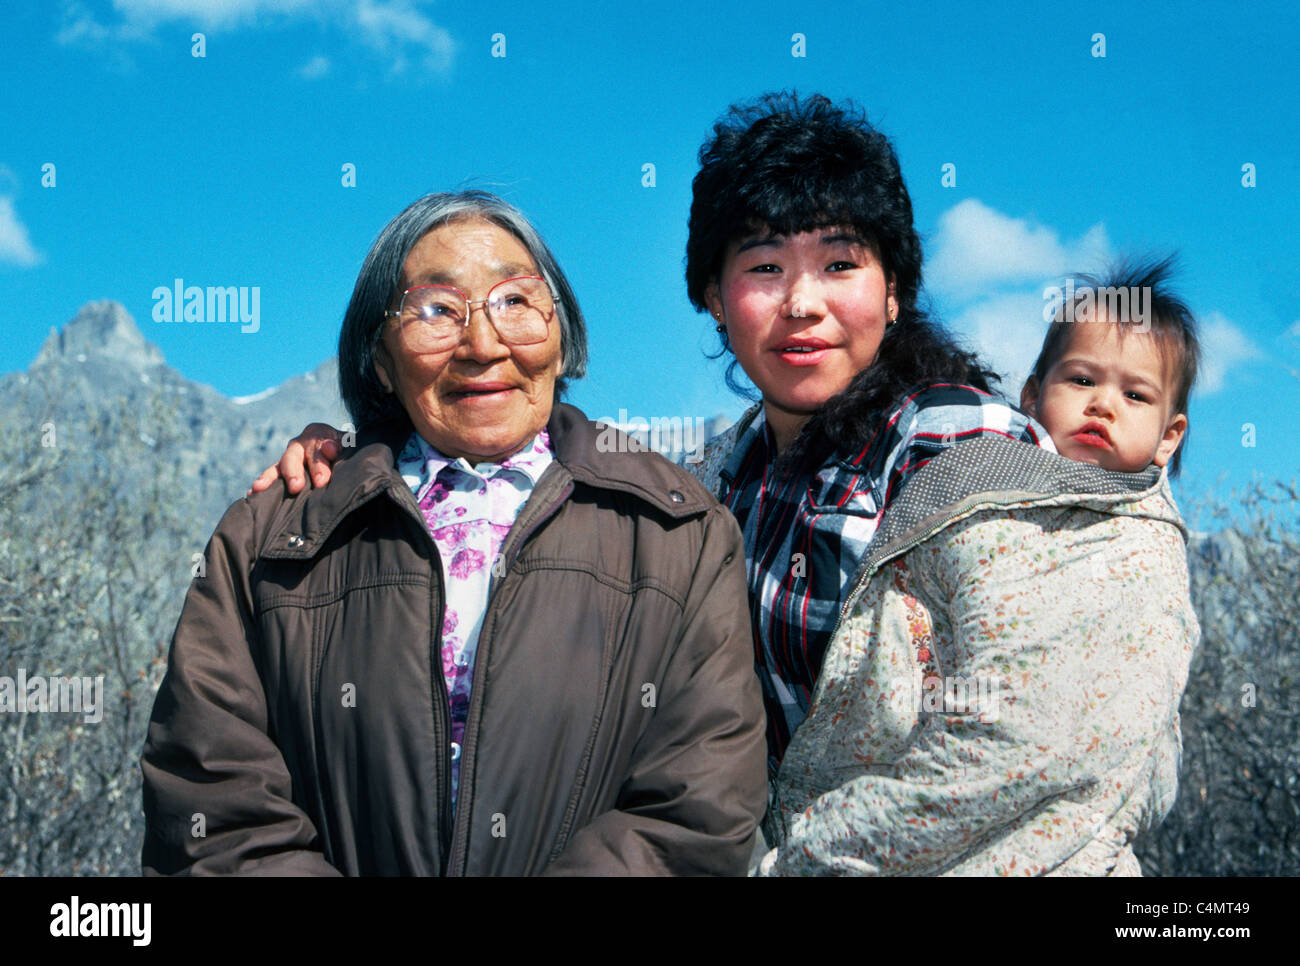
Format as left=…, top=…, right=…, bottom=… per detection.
left=781, top=272, right=825, bottom=320
left=455, top=302, right=510, bottom=361
left=1084, top=383, right=1118, bottom=420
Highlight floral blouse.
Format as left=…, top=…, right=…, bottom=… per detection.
left=397, top=429, right=554, bottom=808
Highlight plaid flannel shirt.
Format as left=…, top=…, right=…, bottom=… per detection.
left=719, top=383, right=1054, bottom=777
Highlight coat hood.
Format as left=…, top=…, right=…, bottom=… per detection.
left=861, top=434, right=1189, bottom=579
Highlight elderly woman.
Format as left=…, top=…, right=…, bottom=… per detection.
left=141, top=191, right=768, bottom=876
left=256, top=95, right=1199, bottom=876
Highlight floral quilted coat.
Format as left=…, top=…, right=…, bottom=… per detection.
left=687, top=429, right=1200, bottom=876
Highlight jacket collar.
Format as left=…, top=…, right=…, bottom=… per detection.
left=401, top=428, right=554, bottom=495
left=544, top=402, right=713, bottom=517
left=263, top=402, right=710, bottom=560
left=859, top=436, right=1187, bottom=579
left=717, top=404, right=763, bottom=490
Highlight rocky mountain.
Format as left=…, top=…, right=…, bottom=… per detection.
left=3, top=300, right=349, bottom=536
left=32, top=300, right=166, bottom=370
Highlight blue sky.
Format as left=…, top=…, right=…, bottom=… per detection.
left=1, top=0, right=1297, bottom=520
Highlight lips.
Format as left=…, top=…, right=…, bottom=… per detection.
left=449, top=382, right=516, bottom=399
left=1070, top=421, right=1112, bottom=449
left=772, top=337, right=834, bottom=366
left=774, top=337, right=831, bottom=352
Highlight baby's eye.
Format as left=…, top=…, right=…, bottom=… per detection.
left=1069, top=375, right=1094, bottom=387
left=1125, top=391, right=1150, bottom=403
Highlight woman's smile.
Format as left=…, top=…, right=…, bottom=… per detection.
left=772, top=335, right=836, bottom=366
left=705, top=225, right=897, bottom=449
left=445, top=381, right=519, bottom=401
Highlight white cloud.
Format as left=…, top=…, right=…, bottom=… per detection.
left=113, top=0, right=315, bottom=30
left=55, top=1, right=150, bottom=65
left=945, top=291, right=1049, bottom=398
left=928, top=199, right=1111, bottom=300
left=57, top=0, right=455, bottom=76
left=297, top=54, right=330, bottom=79
left=56, top=2, right=110, bottom=45
left=354, top=0, right=454, bottom=73
left=1198, top=311, right=1262, bottom=395
left=0, top=197, right=42, bottom=267
left=927, top=201, right=1114, bottom=397
left=1287, top=318, right=1300, bottom=341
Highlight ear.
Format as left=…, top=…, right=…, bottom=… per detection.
left=704, top=281, right=724, bottom=325
left=1152, top=412, right=1188, bottom=468
left=886, top=275, right=898, bottom=322
left=549, top=306, right=566, bottom=377
left=1019, top=378, right=1040, bottom=418
left=373, top=341, right=395, bottom=393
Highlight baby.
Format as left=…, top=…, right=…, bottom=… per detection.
left=1021, top=256, right=1200, bottom=475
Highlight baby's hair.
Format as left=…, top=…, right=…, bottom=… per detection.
left=1025, top=254, right=1201, bottom=476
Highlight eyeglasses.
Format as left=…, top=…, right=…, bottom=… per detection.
left=384, top=276, right=558, bottom=350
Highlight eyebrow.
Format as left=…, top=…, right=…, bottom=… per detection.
left=734, top=232, right=869, bottom=254
left=734, top=236, right=780, bottom=254
left=821, top=232, right=868, bottom=247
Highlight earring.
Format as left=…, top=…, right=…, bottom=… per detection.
left=716, top=324, right=725, bottom=333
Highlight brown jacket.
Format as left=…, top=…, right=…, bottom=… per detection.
left=141, top=403, right=767, bottom=875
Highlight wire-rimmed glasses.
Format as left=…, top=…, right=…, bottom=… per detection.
left=384, top=276, right=558, bottom=350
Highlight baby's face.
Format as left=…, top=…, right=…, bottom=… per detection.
left=1022, top=320, right=1187, bottom=473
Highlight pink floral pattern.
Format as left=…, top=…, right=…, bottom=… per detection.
left=398, top=429, right=554, bottom=807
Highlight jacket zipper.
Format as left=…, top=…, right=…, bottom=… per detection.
left=446, top=476, right=575, bottom=876
left=384, top=484, right=454, bottom=873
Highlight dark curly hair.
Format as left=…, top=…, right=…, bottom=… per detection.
left=685, top=91, right=1000, bottom=471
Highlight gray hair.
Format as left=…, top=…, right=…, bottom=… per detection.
left=339, top=190, right=588, bottom=428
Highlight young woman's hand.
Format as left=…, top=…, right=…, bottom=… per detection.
left=248, top=423, right=344, bottom=496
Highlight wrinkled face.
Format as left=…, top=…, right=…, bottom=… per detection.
left=1021, top=319, right=1186, bottom=473
left=374, top=218, right=563, bottom=463
left=705, top=225, right=897, bottom=444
